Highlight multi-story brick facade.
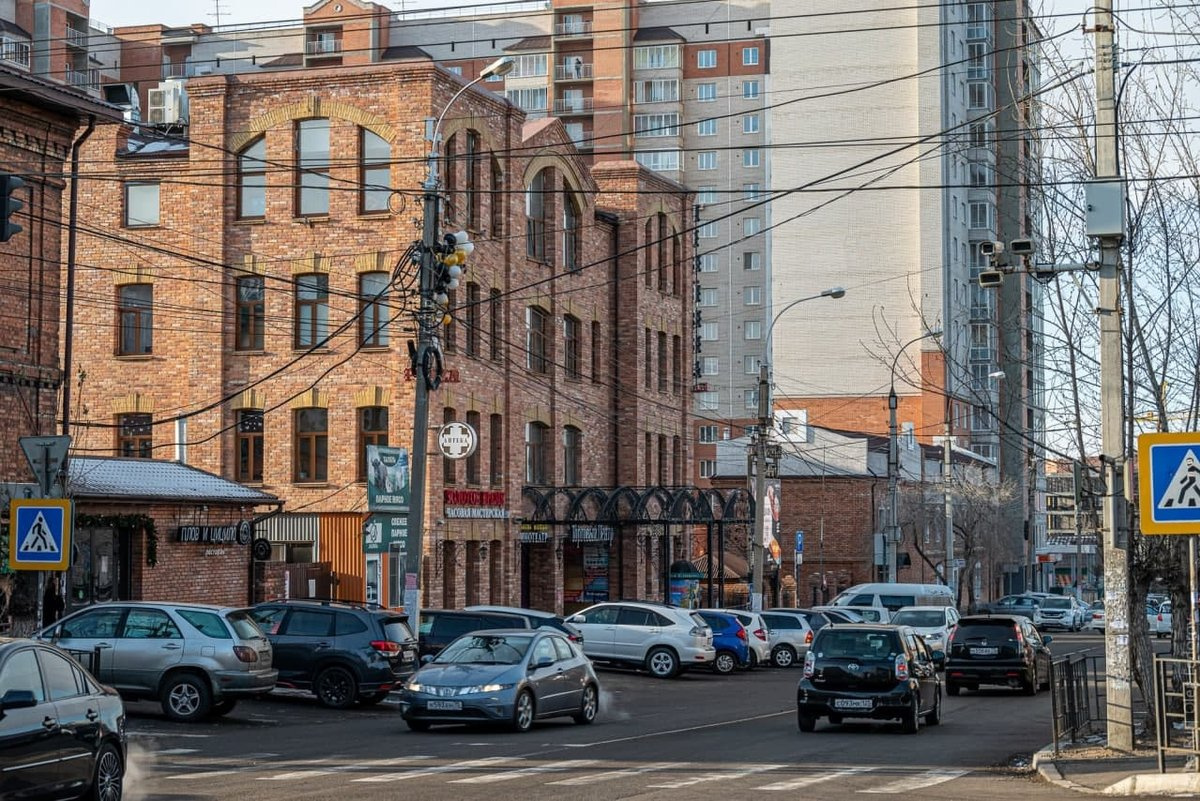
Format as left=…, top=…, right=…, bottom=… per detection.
left=67, top=60, right=693, bottom=613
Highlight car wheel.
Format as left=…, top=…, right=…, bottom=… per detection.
left=828, top=713, right=843, bottom=725
left=315, top=666, right=358, bottom=709
left=946, top=681, right=961, bottom=697
left=512, top=690, right=535, bottom=732
left=89, top=742, right=123, bottom=801
left=646, top=647, right=680, bottom=679
left=161, top=673, right=211, bottom=723
left=747, top=651, right=758, bottom=670
left=405, top=718, right=431, bottom=732
left=902, top=694, right=920, bottom=734
left=359, top=691, right=390, bottom=706
left=713, top=650, right=737, bottom=675
left=211, top=699, right=237, bottom=717
left=573, top=684, right=598, bottom=725
left=772, top=644, right=797, bottom=669
left=797, top=712, right=817, bottom=732
left=925, top=691, right=942, bottom=726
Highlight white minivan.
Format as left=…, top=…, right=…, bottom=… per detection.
left=830, top=582, right=956, bottom=613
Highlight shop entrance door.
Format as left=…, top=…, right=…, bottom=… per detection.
left=67, top=526, right=126, bottom=613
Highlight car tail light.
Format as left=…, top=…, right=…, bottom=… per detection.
left=803, top=651, right=815, bottom=678
left=1014, top=626, right=1025, bottom=645
left=754, top=628, right=768, bottom=642
left=804, top=629, right=813, bottom=645
left=1158, top=613, right=1164, bottom=622
left=894, top=654, right=909, bottom=681
left=736, top=627, right=747, bottom=641
left=690, top=626, right=709, bottom=638
left=370, top=640, right=402, bottom=657
left=233, top=645, right=258, bottom=663
left=568, top=633, right=584, bottom=643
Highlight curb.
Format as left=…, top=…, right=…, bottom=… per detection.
left=1033, top=744, right=1200, bottom=796
left=1031, top=745, right=1096, bottom=795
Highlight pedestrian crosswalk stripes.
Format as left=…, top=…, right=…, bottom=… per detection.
left=546, top=761, right=690, bottom=786
left=759, top=766, right=877, bottom=791
left=448, top=759, right=599, bottom=784
left=351, top=756, right=519, bottom=783
left=647, top=763, right=786, bottom=789
left=859, top=768, right=969, bottom=794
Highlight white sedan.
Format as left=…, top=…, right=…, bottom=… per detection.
left=890, top=606, right=959, bottom=654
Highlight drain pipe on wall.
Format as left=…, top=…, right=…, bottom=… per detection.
left=61, top=113, right=95, bottom=438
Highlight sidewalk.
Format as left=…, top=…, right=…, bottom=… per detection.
left=1034, top=742, right=1200, bottom=796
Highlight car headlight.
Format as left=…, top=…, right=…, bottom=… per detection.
left=459, top=683, right=513, bottom=695
left=405, top=680, right=424, bottom=692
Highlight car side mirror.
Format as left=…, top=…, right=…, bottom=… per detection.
left=531, top=656, right=554, bottom=670
left=931, top=650, right=946, bottom=670
left=1042, top=635, right=1053, bottom=645
left=0, top=689, right=38, bottom=712
left=420, top=654, right=435, bottom=665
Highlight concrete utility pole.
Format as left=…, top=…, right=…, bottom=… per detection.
left=750, top=362, right=770, bottom=612
left=1093, top=0, right=1134, bottom=752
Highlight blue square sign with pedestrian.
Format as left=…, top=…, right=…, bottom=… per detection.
left=8, top=499, right=71, bottom=570
left=1138, top=432, right=1200, bottom=535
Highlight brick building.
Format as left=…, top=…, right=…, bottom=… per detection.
left=66, top=60, right=693, bottom=613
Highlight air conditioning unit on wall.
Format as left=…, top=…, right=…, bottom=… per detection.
left=147, top=79, right=188, bottom=125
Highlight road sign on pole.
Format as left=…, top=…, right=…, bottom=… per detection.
left=19, top=435, right=70, bottom=497
left=8, top=499, right=72, bottom=570
left=794, top=530, right=804, bottom=553
left=1138, top=432, right=1200, bottom=535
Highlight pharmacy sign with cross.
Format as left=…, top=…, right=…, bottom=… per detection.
left=1138, top=432, right=1200, bottom=535
left=8, top=499, right=72, bottom=570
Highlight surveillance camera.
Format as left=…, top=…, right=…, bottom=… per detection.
left=977, top=270, right=1004, bottom=288
left=1009, top=238, right=1034, bottom=256
left=979, top=241, right=1004, bottom=257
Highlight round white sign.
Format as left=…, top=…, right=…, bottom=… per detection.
left=438, top=421, right=478, bottom=460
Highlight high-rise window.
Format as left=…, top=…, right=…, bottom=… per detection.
left=634, top=45, right=679, bottom=69
left=697, top=186, right=717, bottom=205
left=294, top=273, right=329, bottom=348
left=237, top=138, right=266, bottom=219
left=634, top=79, right=678, bottom=103
left=743, top=148, right=761, bottom=167
left=296, top=119, right=331, bottom=216
left=236, top=276, right=264, bottom=351
left=236, top=410, right=264, bottom=482
left=357, top=406, right=388, bottom=482
left=697, top=49, right=716, bottom=68
left=697, top=151, right=718, bottom=170
left=294, top=408, right=328, bottom=482
left=359, top=271, right=390, bottom=347
left=744, top=217, right=762, bottom=235
left=742, top=80, right=760, bottom=99
left=699, top=253, right=719, bottom=272
left=644, top=328, right=653, bottom=389
left=657, top=331, right=668, bottom=392
left=697, top=82, right=717, bottom=102
left=117, top=284, right=152, bottom=355
left=360, top=129, right=391, bottom=214
left=563, top=426, right=582, bottom=485
left=745, top=286, right=762, bottom=305
left=116, top=413, right=152, bottom=458
left=744, top=251, right=762, bottom=270
left=742, top=46, right=760, bottom=66
left=699, top=288, right=718, bottom=306
left=743, top=114, right=760, bottom=134
left=745, top=320, right=762, bottom=340
left=634, top=113, right=680, bottom=137
left=696, top=119, right=717, bottom=136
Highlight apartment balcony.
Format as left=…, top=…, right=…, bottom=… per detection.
left=554, top=62, right=593, bottom=81
left=970, top=303, right=994, bottom=321
left=305, top=39, right=343, bottom=56
left=553, top=97, right=593, bottom=115
left=65, top=27, right=88, bottom=49
left=65, top=67, right=96, bottom=89
left=163, top=62, right=192, bottom=79
left=0, top=40, right=31, bottom=69
left=554, top=20, right=592, bottom=38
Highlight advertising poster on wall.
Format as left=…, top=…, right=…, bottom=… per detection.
left=762, top=478, right=782, bottom=565
left=366, top=445, right=410, bottom=512
left=582, top=546, right=609, bottom=603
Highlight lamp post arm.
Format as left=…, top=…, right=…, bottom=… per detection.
left=426, top=75, right=488, bottom=190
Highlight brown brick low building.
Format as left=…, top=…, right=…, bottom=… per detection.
left=66, top=60, right=694, bottom=614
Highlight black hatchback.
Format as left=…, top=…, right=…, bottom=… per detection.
left=250, top=599, right=418, bottom=709
left=0, top=638, right=126, bottom=800
left=945, top=615, right=1052, bottom=696
left=796, top=624, right=942, bottom=734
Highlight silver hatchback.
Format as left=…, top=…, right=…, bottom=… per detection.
left=37, top=601, right=277, bottom=722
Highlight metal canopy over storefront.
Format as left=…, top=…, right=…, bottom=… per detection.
left=520, top=485, right=756, bottom=607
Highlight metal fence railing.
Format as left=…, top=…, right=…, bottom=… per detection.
left=1153, top=656, right=1200, bottom=773
left=1050, top=649, right=1104, bottom=754
left=65, top=646, right=104, bottom=676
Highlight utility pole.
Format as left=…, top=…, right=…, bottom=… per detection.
left=1093, top=0, right=1133, bottom=753
left=750, top=362, right=770, bottom=612
left=944, top=401, right=955, bottom=599
left=887, top=387, right=900, bottom=583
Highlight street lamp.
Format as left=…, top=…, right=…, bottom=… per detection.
left=749, top=286, right=847, bottom=611
left=886, top=328, right=942, bottom=583
left=407, top=56, right=515, bottom=630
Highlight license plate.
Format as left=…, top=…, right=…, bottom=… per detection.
left=833, top=698, right=873, bottom=710
left=971, top=647, right=999, bottom=657
left=426, top=700, right=462, bottom=711
left=403, top=648, right=416, bottom=660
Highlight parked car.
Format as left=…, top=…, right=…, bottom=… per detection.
left=1153, top=601, right=1173, bottom=639
left=1086, top=601, right=1106, bottom=631
left=249, top=599, right=418, bottom=708
left=696, top=610, right=749, bottom=674
left=709, top=609, right=771, bottom=668
left=760, top=611, right=815, bottom=668
left=400, top=629, right=599, bottom=732
left=463, top=605, right=584, bottom=644
left=813, top=606, right=865, bottom=624
left=830, top=582, right=956, bottom=613
left=1033, top=596, right=1082, bottom=631
left=840, top=606, right=891, bottom=623
left=36, top=601, right=277, bottom=722
left=944, top=614, right=1052, bottom=696
left=796, top=624, right=942, bottom=733
left=566, top=601, right=715, bottom=678
left=977, top=594, right=1041, bottom=620
left=889, top=606, right=960, bottom=654
left=0, top=638, right=126, bottom=800
left=417, top=609, right=531, bottom=660
left=767, top=608, right=833, bottom=632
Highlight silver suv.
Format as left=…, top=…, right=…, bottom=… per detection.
left=760, top=610, right=815, bottom=668
left=37, top=601, right=277, bottom=722
left=566, top=601, right=715, bottom=678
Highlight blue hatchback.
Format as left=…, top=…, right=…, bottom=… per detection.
left=697, top=610, right=750, bottom=675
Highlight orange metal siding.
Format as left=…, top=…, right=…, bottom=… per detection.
left=318, top=513, right=374, bottom=603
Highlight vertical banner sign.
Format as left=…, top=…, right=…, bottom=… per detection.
left=762, top=479, right=782, bottom=564
left=365, top=445, right=411, bottom=512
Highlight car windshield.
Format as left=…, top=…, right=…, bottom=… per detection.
left=891, top=611, right=946, bottom=627
left=435, top=634, right=532, bottom=665
left=815, top=630, right=900, bottom=659
left=1043, top=598, right=1072, bottom=609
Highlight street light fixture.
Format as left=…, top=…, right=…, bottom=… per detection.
left=748, top=287, right=847, bottom=611
left=406, top=56, right=514, bottom=631
left=886, top=328, right=943, bottom=583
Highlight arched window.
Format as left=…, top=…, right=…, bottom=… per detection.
left=527, top=306, right=550, bottom=373
left=466, top=130, right=482, bottom=228
left=657, top=214, right=668, bottom=291
left=643, top=218, right=655, bottom=286
left=237, top=137, right=266, bottom=219
left=360, top=129, right=391, bottom=214
left=563, top=192, right=582, bottom=271
left=526, top=421, right=550, bottom=484
left=444, top=132, right=458, bottom=221
left=491, top=157, right=504, bottom=235
left=563, top=426, right=582, bottom=485
left=359, top=271, right=390, bottom=347
left=526, top=169, right=551, bottom=261
left=296, top=119, right=330, bottom=216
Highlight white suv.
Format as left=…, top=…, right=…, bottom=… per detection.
left=567, top=601, right=715, bottom=678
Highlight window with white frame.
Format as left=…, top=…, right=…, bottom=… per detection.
left=744, top=320, right=762, bottom=340
left=742, top=79, right=760, bottom=99
left=699, top=459, right=718, bottom=477
left=697, top=82, right=717, bottom=102
left=743, top=217, right=762, bottom=235
left=635, top=113, right=680, bottom=137
left=742, top=46, right=760, bottom=65
left=699, top=252, right=719, bottom=272
left=698, top=425, right=718, bottom=443
left=743, top=183, right=761, bottom=201
left=697, top=151, right=717, bottom=170
left=702, top=356, right=719, bottom=375
left=744, top=354, right=761, bottom=374
left=697, top=186, right=718, bottom=204
left=697, top=221, right=718, bottom=238
left=446, top=65, right=462, bottom=76
left=969, top=162, right=992, bottom=187
left=697, top=393, right=719, bottom=411
left=634, top=150, right=681, bottom=172
left=969, top=121, right=991, bottom=148
left=701, top=321, right=718, bottom=341
left=506, top=87, right=547, bottom=111
left=634, top=79, right=679, bottom=103
left=743, top=251, right=761, bottom=270
left=699, top=287, right=718, bottom=306
left=634, top=44, right=679, bottom=69
left=696, top=118, right=717, bottom=136
left=743, top=148, right=761, bottom=167
left=512, top=54, right=548, bottom=77
left=967, top=81, right=990, bottom=109
left=744, top=389, right=759, bottom=409
left=969, top=201, right=992, bottom=229
left=967, top=42, right=988, bottom=79
left=697, top=49, right=716, bottom=68
left=743, top=114, right=760, bottom=134
left=744, top=285, right=762, bottom=306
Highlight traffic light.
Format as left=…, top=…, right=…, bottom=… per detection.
left=431, top=230, right=473, bottom=325
left=1, top=173, right=26, bottom=243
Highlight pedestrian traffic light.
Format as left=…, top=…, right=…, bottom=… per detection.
left=1, top=173, right=26, bottom=243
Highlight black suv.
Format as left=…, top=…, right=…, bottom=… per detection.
left=417, top=609, right=530, bottom=659
left=249, top=599, right=418, bottom=709
left=945, top=614, right=1052, bottom=696
left=796, top=624, right=942, bottom=734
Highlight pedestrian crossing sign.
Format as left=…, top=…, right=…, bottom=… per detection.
left=7, top=499, right=71, bottom=570
left=1138, top=432, right=1200, bottom=535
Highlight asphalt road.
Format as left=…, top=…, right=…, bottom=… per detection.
left=121, top=631, right=1107, bottom=801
